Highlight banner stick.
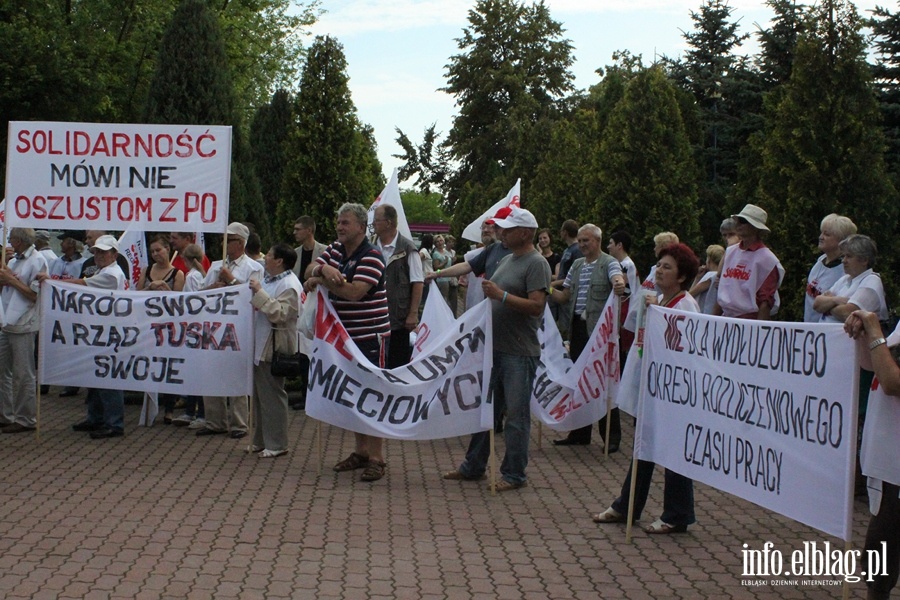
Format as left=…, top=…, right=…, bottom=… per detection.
left=603, top=399, right=612, bottom=457
left=489, top=429, right=496, bottom=495
left=36, top=291, right=41, bottom=442
left=317, top=420, right=323, bottom=475
left=625, top=454, right=639, bottom=544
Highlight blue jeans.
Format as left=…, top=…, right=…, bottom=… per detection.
left=86, top=388, right=125, bottom=432
left=611, top=460, right=695, bottom=526
left=458, top=352, right=537, bottom=485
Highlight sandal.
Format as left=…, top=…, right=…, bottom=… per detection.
left=360, top=459, right=386, bottom=482
left=333, top=452, right=369, bottom=472
left=248, top=445, right=262, bottom=453
left=592, top=507, right=627, bottom=524
left=259, top=449, right=288, bottom=458
left=644, top=519, right=688, bottom=534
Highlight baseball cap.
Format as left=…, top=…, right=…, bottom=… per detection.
left=492, top=207, right=539, bottom=229
left=91, top=235, right=119, bottom=252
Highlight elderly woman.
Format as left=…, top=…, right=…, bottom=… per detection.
left=845, top=310, right=900, bottom=600
left=594, top=243, right=700, bottom=534
left=248, top=243, right=302, bottom=458
left=720, top=217, right=740, bottom=247
left=813, top=234, right=886, bottom=323
left=805, top=214, right=857, bottom=322
left=714, top=204, right=784, bottom=320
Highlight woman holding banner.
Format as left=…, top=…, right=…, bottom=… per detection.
left=248, top=244, right=302, bottom=458
left=844, top=309, right=900, bottom=600
left=139, top=235, right=185, bottom=424
left=593, top=243, right=700, bottom=534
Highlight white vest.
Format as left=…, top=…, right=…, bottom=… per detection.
left=717, top=243, right=784, bottom=317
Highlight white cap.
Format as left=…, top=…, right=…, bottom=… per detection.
left=227, top=222, right=250, bottom=240
left=492, top=207, right=538, bottom=229
left=91, top=235, right=119, bottom=252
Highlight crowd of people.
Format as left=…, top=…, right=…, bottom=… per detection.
left=0, top=200, right=896, bottom=598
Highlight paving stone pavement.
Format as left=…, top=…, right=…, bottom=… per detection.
left=0, top=389, right=873, bottom=599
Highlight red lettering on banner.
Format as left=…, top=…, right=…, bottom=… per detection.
left=159, top=197, right=178, bottom=222
left=315, top=299, right=353, bottom=360
left=14, top=128, right=219, bottom=159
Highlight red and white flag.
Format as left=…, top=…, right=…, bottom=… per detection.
left=117, top=228, right=148, bottom=290
left=461, top=179, right=521, bottom=243
left=368, top=168, right=412, bottom=240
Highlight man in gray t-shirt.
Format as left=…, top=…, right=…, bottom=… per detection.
left=443, top=208, right=550, bottom=492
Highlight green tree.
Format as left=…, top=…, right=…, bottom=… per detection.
left=278, top=36, right=383, bottom=243
left=400, top=190, right=448, bottom=224
left=250, top=88, right=294, bottom=242
left=594, top=66, right=700, bottom=272
left=144, top=0, right=262, bottom=231
left=668, top=0, right=751, bottom=242
left=393, top=124, right=451, bottom=197
left=755, top=0, right=898, bottom=319
left=871, top=4, right=900, bottom=178
left=442, top=0, right=575, bottom=233
left=529, top=51, right=643, bottom=233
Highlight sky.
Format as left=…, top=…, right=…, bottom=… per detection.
left=307, top=0, right=883, bottom=184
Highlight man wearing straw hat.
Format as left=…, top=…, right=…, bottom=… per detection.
left=0, top=228, right=48, bottom=433
left=197, top=222, right=263, bottom=439
left=713, top=203, right=784, bottom=320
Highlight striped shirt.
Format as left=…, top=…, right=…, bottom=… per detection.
left=317, top=240, right=390, bottom=342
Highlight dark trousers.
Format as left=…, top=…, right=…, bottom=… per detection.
left=611, top=459, right=695, bottom=526
left=866, top=481, right=900, bottom=599
left=563, top=314, right=621, bottom=445
left=387, top=328, right=412, bottom=369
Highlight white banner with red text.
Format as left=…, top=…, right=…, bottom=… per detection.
left=6, top=122, right=232, bottom=232
left=39, top=281, right=253, bottom=395
left=531, top=296, right=620, bottom=430
left=636, top=306, right=858, bottom=540
left=306, top=290, right=493, bottom=440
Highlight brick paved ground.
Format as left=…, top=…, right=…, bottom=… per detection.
left=0, top=389, right=873, bottom=599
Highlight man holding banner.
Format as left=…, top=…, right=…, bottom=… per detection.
left=40, top=235, right=128, bottom=438
left=550, top=224, right=625, bottom=448
left=197, top=223, right=263, bottom=439
left=307, top=203, right=391, bottom=482
left=443, top=207, right=550, bottom=492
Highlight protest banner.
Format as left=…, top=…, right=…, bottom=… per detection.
left=412, top=281, right=454, bottom=358
left=531, top=297, right=620, bottom=430
left=39, top=281, right=253, bottom=395
left=306, top=290, right=493, bottom=440
left=5, top=122, right=232, bottom=232
left=636, top=307, right=858, bottom=540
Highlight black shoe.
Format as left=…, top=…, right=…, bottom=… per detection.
left=196, top=428, right=227, bottom=437
left=606, top=444, right=620, bottom=454
left=60, top=388, right=80, bottom=398
left=40, top=385, right=49, bottom=395
left=229, top=430, right=247, bottom=439
left=553, top=437, right=590, bottom=446
left=72, top=420, right=102, bottom=432
left=89, top=427, right=124, bottom=439
left=290, top=401, right=306, bottom=411
left=2, top=423, right=35, bottom=433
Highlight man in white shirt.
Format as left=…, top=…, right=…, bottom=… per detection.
left=0, top=228, right=48, bottom=433
left=33, top=230, right=58, bottom=263
left=39, top=235, right=127, bottom=438
left=197, top=222, right=264, bottom=439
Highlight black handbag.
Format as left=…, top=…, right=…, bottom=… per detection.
left=270, top=350, right=304, bottom=378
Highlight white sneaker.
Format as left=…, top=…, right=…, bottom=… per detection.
left=187, top=418, right=207, bottom=430
left=172, top=414, right=193, bottom=426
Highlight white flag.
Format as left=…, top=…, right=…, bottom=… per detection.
left=117, top=229, right=148, bottom=290
left=368, top=168, right=412, bottom=240
left=461, top=179, right=521, bottom=243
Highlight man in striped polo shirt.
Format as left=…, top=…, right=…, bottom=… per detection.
left=307, top=203, right=391, bottom=482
